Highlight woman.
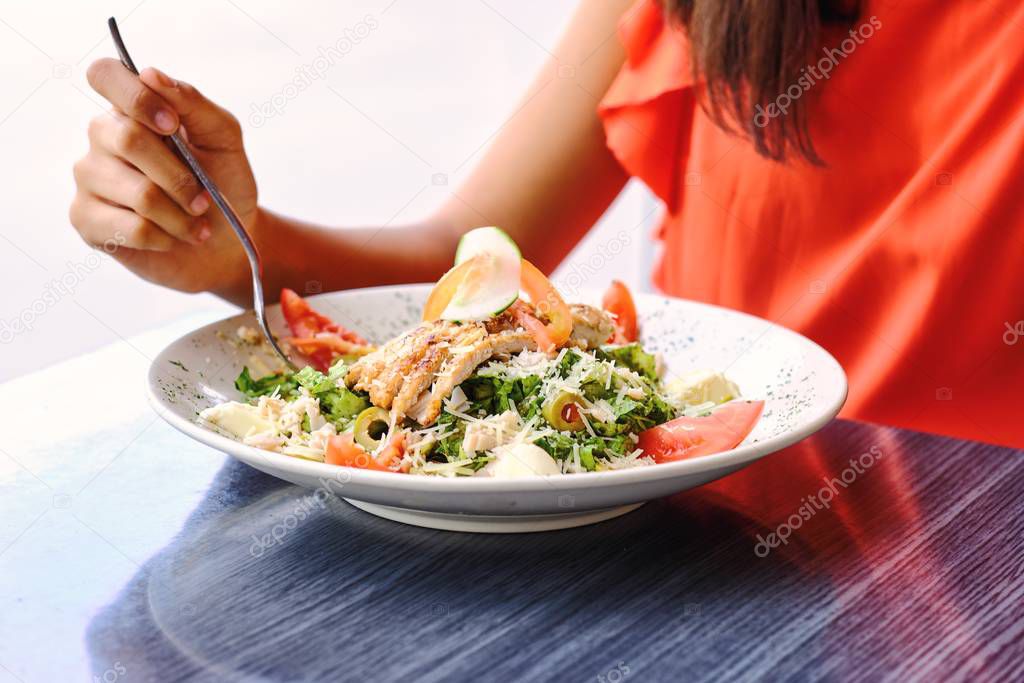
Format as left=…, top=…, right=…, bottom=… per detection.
left=69, top=0, right=1023, bottom=447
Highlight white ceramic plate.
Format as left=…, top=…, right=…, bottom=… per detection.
left=148, top=285, right=846, bottom=532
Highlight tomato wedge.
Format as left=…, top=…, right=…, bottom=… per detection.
left=377, top=431, right=408, bottom=471
left=287, top=335, right=369, bottom=356
left=637, top=400, right=764, bottom=463
left=281, top=289, right=368, bottom=371
left=422, top=258, right=572, bottom=351
left=326, top=434, right=383, bottom=469
left=511, top=304, right=556, bottom=352
left=602, top=280, right=638, bottom=343
left=519, top=259, right=572, bottom=350
left=325, top=433, right=405, bottom=471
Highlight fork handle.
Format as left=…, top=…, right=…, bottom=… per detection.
left=107, top=17, right=296, bottom=370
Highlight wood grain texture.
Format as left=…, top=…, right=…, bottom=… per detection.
left=70, top=419, right=1024, bottom=682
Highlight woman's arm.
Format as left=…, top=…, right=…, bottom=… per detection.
left=265, top=0, right=634, bottom=297
left=71, top=0, right=634, bottom=306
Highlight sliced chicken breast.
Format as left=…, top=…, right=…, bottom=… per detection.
left=568, top=303, right=615, bottom=349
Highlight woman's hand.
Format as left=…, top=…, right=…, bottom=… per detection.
left=70, top=59, right=259, bottom=297
left=67, top=0, right=633, bottom=301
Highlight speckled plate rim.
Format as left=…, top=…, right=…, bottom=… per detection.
left=146, top=284, right=848, bottom=495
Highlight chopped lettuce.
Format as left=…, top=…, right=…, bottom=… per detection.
left=294, top=363, right=369, bottom=423
left=320, top=389, right=370, bottom=423
left=611, top=395, right=641, bottom=417
left=294, top=365, right=336, bottom=394
left=556, top=348, right=583, bottom=377
left=234, top=360, right=369, bottom=426
left=460, top=374, right=543, bottom=420
left=235, top=367, right=298, bottom=398
left=598, top=391, right=674, bottom=436
left=327, top=360, right=351, bottom=383
left=597, top=343, right=658, bottom=381
left=534, top=432, right=631, bottom=471
left=432, top=411, right=465, bottom=461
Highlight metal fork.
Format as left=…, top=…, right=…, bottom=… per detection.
left=107, top=17, right=296, bottom=371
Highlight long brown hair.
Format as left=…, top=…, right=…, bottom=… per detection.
left=665, top=0, right=859, bottom=164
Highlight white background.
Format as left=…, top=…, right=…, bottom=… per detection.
left=0, top=0, right=656, bottom=382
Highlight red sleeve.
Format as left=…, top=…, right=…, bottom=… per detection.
left=597, top=0, right=697, bottom=215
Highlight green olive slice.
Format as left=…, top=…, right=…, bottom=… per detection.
left=542, top=392, right=584, bottom=432
left=353, top=406, right=391, bottom=450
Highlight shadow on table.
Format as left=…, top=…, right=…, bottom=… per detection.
left=85, top=422, right=912, bottom=681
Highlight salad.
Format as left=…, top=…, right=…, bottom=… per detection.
left=201, top=227, right=763, bottom=477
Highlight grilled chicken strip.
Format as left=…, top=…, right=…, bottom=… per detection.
left=369, top=323, right=452, bottom=407
left=568, top=304, right=615, bottom=349
left=347, top=321, right=459, bottom=407
left=391, top=324, right=485, bottom=422
left=345, top=325, right=410, bottom=388
left=408, top=329, right=536, bottom=425
left=349, top=298, right=611, bottom=425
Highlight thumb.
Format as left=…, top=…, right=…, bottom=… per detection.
left=139, top=67, right=243, bottom=152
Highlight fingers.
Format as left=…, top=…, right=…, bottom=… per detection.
left=87, top=59, right=244, bottom=151
left=139, top=67, right=243, bottom=151
left=86, top=58, right=179, bottom=135
left=73, top=154, right=210, bottom=245
left=69, top=193, right=177, bottom=252
left=87, top=111, right=210, bottom=216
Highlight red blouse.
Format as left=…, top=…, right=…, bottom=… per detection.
left=599, top=0, right=1024, bottom=447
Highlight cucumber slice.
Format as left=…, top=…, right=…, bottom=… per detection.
left=454, top=226, right=521, bottom=265
left=441, top=227, right=522, bottom=321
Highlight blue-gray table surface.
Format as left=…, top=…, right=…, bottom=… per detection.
left=2, top=320, right=1022, bottom=682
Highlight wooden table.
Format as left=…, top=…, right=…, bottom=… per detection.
left=2, top=318, right=1022, bottom=682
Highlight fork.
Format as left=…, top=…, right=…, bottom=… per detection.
left=106, top=17, right=297, bottom=371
